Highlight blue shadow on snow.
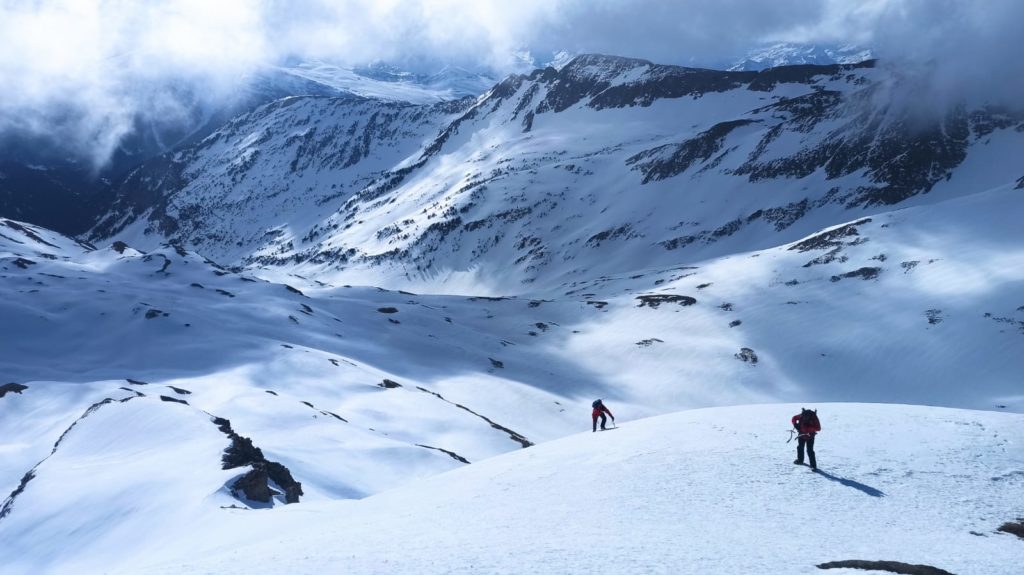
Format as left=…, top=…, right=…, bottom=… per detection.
left=815, top=470, right=885, bottom=497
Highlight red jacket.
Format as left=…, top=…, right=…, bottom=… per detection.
left=593, top=405, right=613, bottom=419
left=792, top=413, right=821, bottom=435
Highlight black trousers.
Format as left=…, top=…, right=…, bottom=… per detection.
left=593, top=413, right=607, bottom=432
left=797, top=434, right=817, bottom=468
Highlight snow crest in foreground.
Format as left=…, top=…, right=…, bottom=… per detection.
left=120, top=404, right=1023, bottom=575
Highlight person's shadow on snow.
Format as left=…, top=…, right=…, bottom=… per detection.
left=814, top=470, right=885, bottom=497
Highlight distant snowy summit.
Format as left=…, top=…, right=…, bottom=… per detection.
left=273, top=60, right=496, bottom=104
left=729, top=42, right=873, bottom=71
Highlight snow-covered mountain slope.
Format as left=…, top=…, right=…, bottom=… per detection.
left=92, top=55, right=1024, bottom=293
left=90, top=95, right=473, bottom=263
left=6, top=53, right=1024, bottom=575
left=0, top=59, right=485, bottom=237
left=4, top=172, right=1023, bottom=571
left=283, top=60, right=496, bottom=103
left=729, top=42, right=874, bottom=71
left=11, top=404, right=1024, bottom=575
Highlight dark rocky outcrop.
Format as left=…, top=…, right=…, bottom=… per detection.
left=628, top=119, right=757, bottom=183
left=416, top=386, right=533, bottom=448
left=213, top=416, right=303, bottom=505
left=735, top=348, right=758, bottom=364
left=0, top=471, right=35, bottom=519
left=416, top=444, right=471, bottom=464
left=636, top=294, right=697, bottom=308
left=0, top=383, right=28, bottom=398
left=230, top=465, right=276, bottom=503
left=998, top=519, right=1024, bottom=539
left=159, top=395, right=189, bottom=405
left=789, top=219, right=872, bottom=253
left=817, top=560, right=955, bottom=575
left=830, top=267, right=881, bottom=282
left=379, top=379, right=403, bottom=389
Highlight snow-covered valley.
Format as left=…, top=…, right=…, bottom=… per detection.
left=1, top=51, right=1023, bottom=574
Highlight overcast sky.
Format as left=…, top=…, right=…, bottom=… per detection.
left=0, top=0, right=1020, bottom=168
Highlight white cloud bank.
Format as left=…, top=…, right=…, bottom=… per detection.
left=0, top=0, right=1020, bottom=168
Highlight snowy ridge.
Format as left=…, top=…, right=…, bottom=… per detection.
left=45, top=404, right=1024, bottom=574
left=729, top=42, right=874, bottom=71
left=276, top=60, right=495, bottom=104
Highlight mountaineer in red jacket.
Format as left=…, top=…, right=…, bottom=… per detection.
left=792, top=408, right=821, bottom=470
left=592, top=399, right=614, bottom=432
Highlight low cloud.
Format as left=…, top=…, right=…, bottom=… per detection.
left=0, top=0, right=1020, bottom=169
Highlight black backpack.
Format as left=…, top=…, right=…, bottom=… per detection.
left=592, top=399, right=603, bottom=409
left=799, top=409, right=819, bottom=429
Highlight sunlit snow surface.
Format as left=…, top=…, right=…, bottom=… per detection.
left=3, top=54, right=1024, bottom=574
left=106, top=406, right=1024, bottom=574
left=1, top=176, right=1022, bottom=572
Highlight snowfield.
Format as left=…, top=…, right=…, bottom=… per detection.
left=108, top=404, right=1023, bottom=575
left=2, top=53, right=1023, bottom=575
left=2, top=180, right=1023, bottom=572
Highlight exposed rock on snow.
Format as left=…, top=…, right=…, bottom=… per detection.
left=159, top=395, right=188, bottom=405
left=416, top=444, right=471, bottom=464
left=0, top=383, right=27, bottom=398
left=636, top=294, right=697, bottom=308
left=215, top=417, right=303, bottom=505
left=829, top=266, right=881, bottom=282
left=998, top=519, right=1024, bottom=539
left=734, top=347, right=758, bottom=364
left=817, top=560, right=955, bottom=575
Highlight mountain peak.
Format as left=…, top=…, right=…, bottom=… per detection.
left=729, top=42, right=873, bottom=71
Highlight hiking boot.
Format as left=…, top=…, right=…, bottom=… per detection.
left=793, top=459, right=803, bottom=465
